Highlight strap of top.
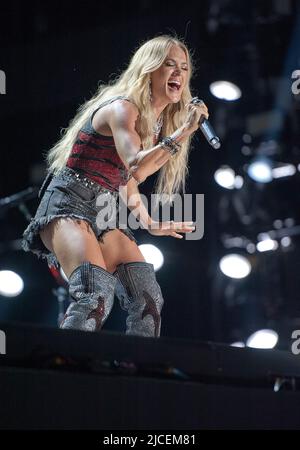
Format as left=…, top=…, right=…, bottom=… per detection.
left=90, top=95, right=135, bottom=125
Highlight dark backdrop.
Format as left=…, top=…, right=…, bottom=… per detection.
left=1, top=0, right=299, bottom=348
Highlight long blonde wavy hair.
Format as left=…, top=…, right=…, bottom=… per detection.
left=47, top=35, right=194, bottom=196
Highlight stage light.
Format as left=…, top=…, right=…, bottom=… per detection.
left=284, top=218, right=295, bottom=227
left=242, top=134, right=252, bottom=144
left=138, top=244, right=164, bottom=271
left=241, top=145, right=252, bottom=156
left=214, top=166, right=244, bottom=190
left=247, top=159, right=273, bottom=183
left=234, top=175, right=244, bottom=189
left=246, top=243, right=256, bottom=254
left=281, top=236, right=291, bottom=248
left=272, top=164, right=296, bottom=179
left=0, top=270, right=24, bottom=297
left=246, top=329, right=278, bottom=349
left=256, top=239, right=279, bottom=252
left=230, top=342, right=245, bottom=348
left=209, top=80, right=241, bottom=101
left=219, top=254, right=251, bottom=279
left=273, top=219, right=283, bottom=229
left=214, top=166, right=235, bottom=189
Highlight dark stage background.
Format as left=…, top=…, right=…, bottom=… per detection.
left=0, top=0, right=300, bottom=349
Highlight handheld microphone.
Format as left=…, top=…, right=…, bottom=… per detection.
left=190, top=97, right=221, bottom=149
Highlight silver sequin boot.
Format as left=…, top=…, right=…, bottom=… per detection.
left=60, top=261, right=117, bottom=332
left=115, top=262, right=164, bottom=337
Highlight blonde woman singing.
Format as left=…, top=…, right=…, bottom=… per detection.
left=22, top=35, right=209, bottom=338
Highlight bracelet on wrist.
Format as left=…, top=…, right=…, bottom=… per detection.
left=159, top=136, right=181, bottom=156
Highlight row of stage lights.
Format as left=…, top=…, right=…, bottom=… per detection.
left=3, top=242, right=277, bottom=295
left=2, top=243, right=269, bottom=293
left=5, top=241, right=279, bottom=297
left=215, top=161, right=299, bottom=190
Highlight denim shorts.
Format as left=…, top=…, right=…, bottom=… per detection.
left=22, top=167, right=136, bottom=266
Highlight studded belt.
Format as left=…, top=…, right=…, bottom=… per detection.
left=59, top=167, right=118, bottom=196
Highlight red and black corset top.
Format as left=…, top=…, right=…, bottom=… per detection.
left=66, top=99, right=130, bottom=192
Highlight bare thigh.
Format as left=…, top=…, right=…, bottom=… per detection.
left=99, top=229, right=145, bottom=273
left=39, top=218, right=107, bottom=278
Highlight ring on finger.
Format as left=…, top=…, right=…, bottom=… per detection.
left=190, top=97, right=204, bottom=106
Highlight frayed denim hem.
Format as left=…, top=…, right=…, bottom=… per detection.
left=22, top=213, right=91, bottom=265
left=22, top=213, right=137, bottom=267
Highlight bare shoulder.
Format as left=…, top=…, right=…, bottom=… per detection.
left=92, top=98, right=139, bottom=136
left=109, top=99, right=140, bottom=130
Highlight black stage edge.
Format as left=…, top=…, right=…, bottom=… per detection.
left=1, top=321, right=300, bottom=429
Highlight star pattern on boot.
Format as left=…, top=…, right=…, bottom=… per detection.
left=141, top=290, right=161, bottom=337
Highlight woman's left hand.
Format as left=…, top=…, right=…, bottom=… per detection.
left=148, top=221, right=195, bottom=239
